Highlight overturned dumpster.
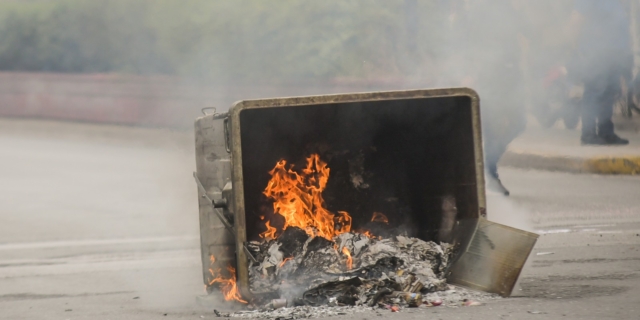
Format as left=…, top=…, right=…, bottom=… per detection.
left=193, top=88, right=538, bottom=310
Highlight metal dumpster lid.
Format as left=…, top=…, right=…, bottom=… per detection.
left=447, top=218, right=539, bottom=297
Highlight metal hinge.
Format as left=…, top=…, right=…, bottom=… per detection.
left=223, top=118, right=231, bottom=153
left=193, top=172, right=257, bottom=263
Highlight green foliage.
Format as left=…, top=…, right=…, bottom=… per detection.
left=0, top=0, right=445, bottom=81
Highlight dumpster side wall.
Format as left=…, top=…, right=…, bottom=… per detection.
left=194, top=114, right=236, bottom=287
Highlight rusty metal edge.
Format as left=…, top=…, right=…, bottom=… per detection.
left=227, top=87, right=484, bottom=300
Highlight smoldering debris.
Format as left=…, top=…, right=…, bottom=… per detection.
left=215, top=305, right=372, bottom=319
left=246, top=228, right=458, bottom=309
left=214, top=286, right=500, bottom=319
left=212, top=229, right=501, bottom=319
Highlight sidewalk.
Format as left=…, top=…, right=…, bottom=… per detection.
left=501, top=125, right=640, bottom=175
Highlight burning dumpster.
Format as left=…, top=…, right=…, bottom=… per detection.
left=193, top=88, right=537, bottom=308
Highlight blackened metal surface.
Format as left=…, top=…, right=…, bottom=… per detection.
left=239, top=97, right=473, bottom=240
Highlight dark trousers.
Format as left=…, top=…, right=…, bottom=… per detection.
left=483, top=99, right=526, bottom=179
left=581, top=69, right=621, bottom=138
left=578, top=54, right=632, bottom=138
left=477, top=67, right=526, bottom=179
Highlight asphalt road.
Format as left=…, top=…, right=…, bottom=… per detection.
left=1, top=118, right=639, bottom=319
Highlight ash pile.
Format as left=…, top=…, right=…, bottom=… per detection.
left=246, top=227, right=454, bottom=308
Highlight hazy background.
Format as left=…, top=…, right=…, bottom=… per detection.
left=0, top=0, right=632, bottom=249
left=1, top=2, right=639, bottom=316
left=2, top=0, right=637, bottom=249
left=0, top=1, right=584, bottom=92
left=0, top=0, right=445, bottom=82
left=1, top=0, right=621, bottom=126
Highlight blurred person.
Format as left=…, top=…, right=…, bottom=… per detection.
left=444, top=0, right=529, bottom=196
left=569, top=0, right=631, bottom=145
left=523, top=1, right=581, bottom=130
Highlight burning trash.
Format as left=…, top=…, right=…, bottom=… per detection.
left=247, top=232, right=454, bottom=306
left=193, top=89, right=540, bottom=318
left=241, top=154, right=455, bottom=308
left=260, top=154, right=352, bottom=241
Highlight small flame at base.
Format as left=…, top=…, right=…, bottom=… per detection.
left=341, top=247, right=353, bottom=270
left=207, top=254, right=247, bottom=304
left=208, top=266, right=247, bottom=304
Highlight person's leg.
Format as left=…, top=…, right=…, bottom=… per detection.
left=483, top=107, right=524, bottom=196
left=484, top=137, right=510, bottom=196
left=484, top=139, right=502, bottom=179
left=597, top=65, right=629, bottom=144
left=581, top=76, right=604, bottom=144
left=479, top=66, right=526, bottom=195
left=596, top=78, right=616, bottom=137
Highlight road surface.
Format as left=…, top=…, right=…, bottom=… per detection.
left=1, top=118, right=639, bottom=319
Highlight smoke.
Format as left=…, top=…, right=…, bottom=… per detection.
left=2, top=1, right=632, bottom=127
left=4, top=0, right=637, bottom=309
left=486, top=193, right=533, bottom=233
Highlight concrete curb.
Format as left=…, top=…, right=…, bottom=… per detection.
left=501, top=151, right=640, bottom=175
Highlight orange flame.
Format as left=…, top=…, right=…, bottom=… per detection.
left=261, top=154, right=352, bottom=240
left=260, top=221, right=278, bottom=239
left=208, top=265, right=247, bottom=304
left=341, top=247, right=353, bottom=270
left=371, top=212, right=389, bottom=224
left=360, top=230, right=375, bottom=239
left=209, top=255, right=216, bottom=264
left=279, top=257, right=293, bottom=268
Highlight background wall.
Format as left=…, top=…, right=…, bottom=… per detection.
left=0, top=72, right=421, bottom=127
